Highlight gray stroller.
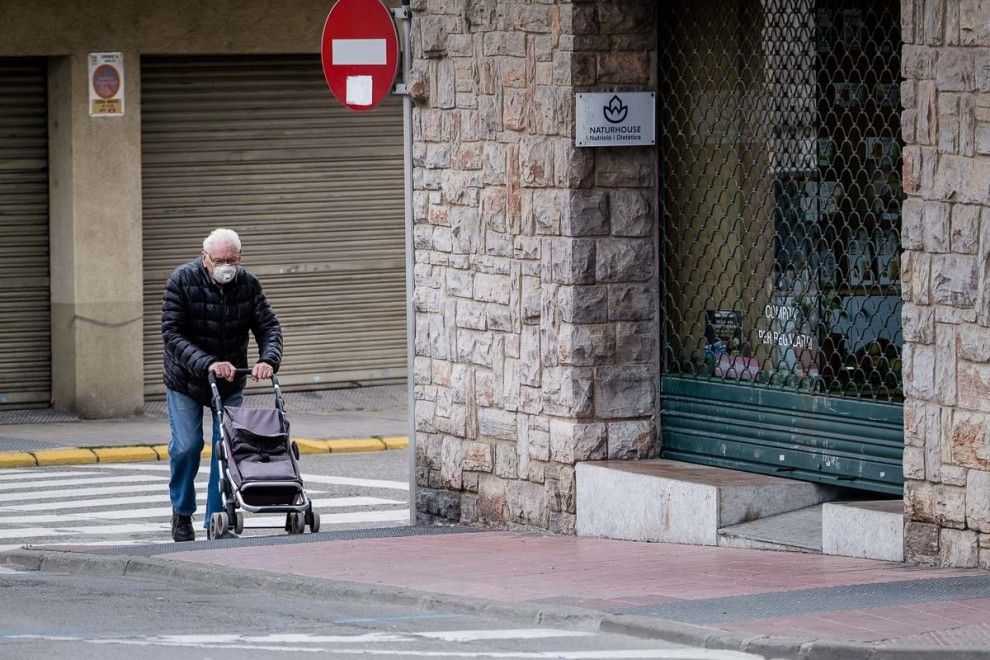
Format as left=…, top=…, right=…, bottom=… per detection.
left=207, top=369, right=320, bottom=539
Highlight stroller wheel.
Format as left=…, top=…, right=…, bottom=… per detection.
left=307, top=511, right=321, bottom=533
left=234, top=512, right=244, bottom=535
left=288, top=512, right=305, bottom=534
left=209, top=512, right=229, bottom=540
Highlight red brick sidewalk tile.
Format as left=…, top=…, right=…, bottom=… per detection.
left=165, top=532, right=988, bottom=612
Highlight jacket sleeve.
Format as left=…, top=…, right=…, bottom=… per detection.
left=251, top=282, right=283, bottom=371
left=161, top=272, right=216, bottom=377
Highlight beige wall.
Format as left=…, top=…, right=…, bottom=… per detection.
left=900, top=0, right=990, bottom=568
left=0, top=0, right=339, bottom=415
left=48, top=52, right=145, bottom=417
left=411, top=0, right=659, bottom=531
left=0, top=1, right=330, bottom=55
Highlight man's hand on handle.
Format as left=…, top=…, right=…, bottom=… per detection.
left=208, top=361, right=237, bottom=382
left=251, top=361, right=274, bottom=381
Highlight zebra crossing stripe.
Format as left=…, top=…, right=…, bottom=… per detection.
left=144, top=632, right=407, bottom=644
left=298, top=474, right=409, bottom=491
left=0, top=474, right=164, bottom=492
left=0, top=465, right=412, bottom=546
left=247, top=510, right=409, bottom=527
left=27, top=462, right=410, bottom=491
left=413, top=629, right=595, bottom=642
left=97, top=464, right=173, bottom=472
left=0, top=470, right=100, bottom=482
left=0, top=510, right=410, bottom=541
left=0, top=522, right=171, bottom=540
left=0, top=497, right=405, bottom=524
left=62, top=629, right=595, bottom=645
left=2, top=492, right=210, bottom=512
left=79, top=638, right=760, bottom=658
left=1, top=486, right=330, bottom=512
left=0, top=483, right=174, bottom=503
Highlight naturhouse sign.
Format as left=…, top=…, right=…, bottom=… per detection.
left=575, top=92, right=655, bottom=147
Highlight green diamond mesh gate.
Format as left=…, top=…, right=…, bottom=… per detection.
left=658, top=0, right=904, bottom=493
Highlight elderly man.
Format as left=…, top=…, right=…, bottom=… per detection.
left=161, top=228, right=283, bottom=542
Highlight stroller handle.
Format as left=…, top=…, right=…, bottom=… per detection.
left=208, top=367, right=279, bottom=386
left=208, top=368, right=286, bottom=415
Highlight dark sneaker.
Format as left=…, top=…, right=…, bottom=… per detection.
left=171, top=513, right=195, bottom=542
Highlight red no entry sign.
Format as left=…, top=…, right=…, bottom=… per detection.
left=321, top=0, right=400, bottom=111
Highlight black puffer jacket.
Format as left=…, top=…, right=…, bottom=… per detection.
left=161, top=259, right=282, bottom=406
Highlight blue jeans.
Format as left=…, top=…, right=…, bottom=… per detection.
left=167, top=387, right=243, bottom=529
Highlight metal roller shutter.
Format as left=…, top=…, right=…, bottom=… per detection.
left=658, top=1, right=904, bottom=493
left=141, top=56, right=405, bottom=396
left=0, top=59, right=50, bottom=407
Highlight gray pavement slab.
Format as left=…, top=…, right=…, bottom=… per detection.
left=620, top=575, right=990, bottom=624
left=717, top=504, right=823, bottom=553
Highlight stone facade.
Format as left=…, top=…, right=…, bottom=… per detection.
left=410, top=0, right=659, bottom=532
left=901, top=0, right=990, bottom=567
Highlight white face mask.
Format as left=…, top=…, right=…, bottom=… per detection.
left=212, top=264, right=237, bottom=285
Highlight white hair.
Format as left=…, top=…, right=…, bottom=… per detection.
left=203, top=228, right=241, bottom=254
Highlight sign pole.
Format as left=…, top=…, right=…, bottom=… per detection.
left=393, top=2, right=417, bottom=526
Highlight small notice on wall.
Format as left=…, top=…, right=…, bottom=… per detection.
left=88, top=52, right=124, bottom=117
left=575, top=92, right=655, bottom=147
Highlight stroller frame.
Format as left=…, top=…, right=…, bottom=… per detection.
left=208, top=369, right=319, bottom=538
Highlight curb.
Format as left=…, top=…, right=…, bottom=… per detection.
left=1, top=547, right=987, bottom=659
left=0, top=436, right=408, bottom=469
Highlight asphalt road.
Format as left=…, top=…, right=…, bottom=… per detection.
left=0, top=566, right=762, bottom=660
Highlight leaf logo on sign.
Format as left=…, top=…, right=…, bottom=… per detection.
left=603, top=95, right=628, bottom=124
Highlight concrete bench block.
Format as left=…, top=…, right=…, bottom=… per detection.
left=822, top=500, right=904, bottom=562
left=576, top=459, right=838, bottom=545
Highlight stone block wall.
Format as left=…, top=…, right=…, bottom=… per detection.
left=410, top=0, right=658, bottom=532
left=901, top=0, right=990, bottom=567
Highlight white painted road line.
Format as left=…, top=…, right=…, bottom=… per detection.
left=81, top=640, right=761, bottom=658
left=2, top=493, right=209, bottom=512
left=413, top=629, right=595, bottom=642
left=248, top=509, right=409, bottom=527
left=98, top=463, right=410, bottom=491
left=0, top=522, right=171, bottom=540
left=97, top=464, right=171, bottom=472
left=0, top=488, right=330, bottom=512
left=0, top=462, right=411, bottom=547
left=0, top=630, right=761, bottom=659
left=0, top=474, right=164, bottom=492
left=0, top=470, right=99, bottom=482
left=301, top=474, right=408, bottom=491
left=0, top=482, right=170, bottom=503
left=124, top=630, right=595, bottom=645
left=0, top=497, right=405, bottom=524
left=151, top=633, right=408, bottom=644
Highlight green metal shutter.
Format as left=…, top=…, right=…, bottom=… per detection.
left=141, top=56, right=405, bottom=397
left=657, top=1, right=905, bottom=493
left=0, top=59, right=50, bottom=407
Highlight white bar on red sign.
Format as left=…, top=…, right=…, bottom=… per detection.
left=332, top=39, right=387, bottom=65
left=346, top=76, right=373, bottom=106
